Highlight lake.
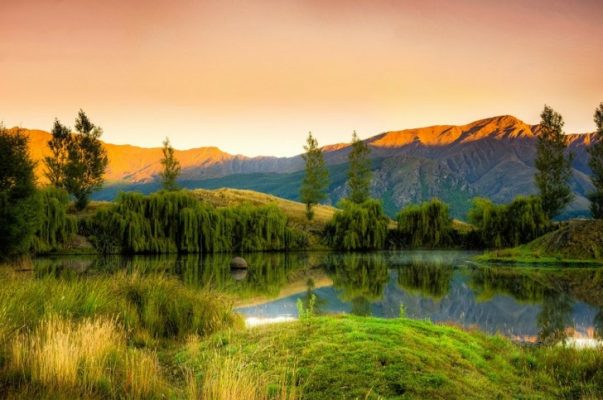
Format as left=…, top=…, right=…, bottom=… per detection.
left=30, top=251, right=603, bottom=344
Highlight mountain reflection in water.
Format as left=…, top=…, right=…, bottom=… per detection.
left=31, top=251, right=603, bottom=344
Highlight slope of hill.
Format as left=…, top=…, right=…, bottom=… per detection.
left=22, top=115, right=597, bottom=219
left=192, top=188, right=337, bottom=231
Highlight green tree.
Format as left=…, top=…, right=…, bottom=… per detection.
left=468, top=196, right=548, bottom=248
left=347, top=131, right=372, bottom=204
left=160, top=137, right=181, bottom=191
left=64, top=110, right=109, bottom=210
left=325, top=199, right=388, bottom=250
left=534, top=105, right=573, bottom=218
left=44, top=119, right=71, bottom=187
left=300, top=132, right=329, bottom=220
left=0, top=125, right=41, bottom=256
left=588, top=102, right=603, bottom=218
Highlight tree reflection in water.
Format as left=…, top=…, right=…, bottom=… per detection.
left=396, top=257, right=453, bottom=300
left=326, top=253, right=389, bottom=316
left=537, top=290, right=573, bottom=345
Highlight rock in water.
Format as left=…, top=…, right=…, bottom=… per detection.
left=230, top=256, right=248, bottom=269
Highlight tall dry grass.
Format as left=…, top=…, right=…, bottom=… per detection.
left=6, top=315, right=165, bottom=398
left=197, top=352, right=300, bottom=400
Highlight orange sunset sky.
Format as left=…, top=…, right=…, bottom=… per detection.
left=1, top=0, right=602, bottom=156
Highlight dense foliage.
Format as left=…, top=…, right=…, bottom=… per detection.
left=44, top=110, right=108, bottom=210
left=534, top=105, right=574, bottom=218
left=0, top=126, right=41, bottom=257
left=346, top=131, right=372, bottom=204
left=300, top=132, right=329, bottom=220
left=468, top=196, right=549, bottom=248
left=84, top=191, right=307, bottom=254
left=396, top=198, right=453, bottom=248
left=31, top=188, right=77, bottom=253
left=589, top=103, right=603, bottom=218
left=159, top=137, right=181, bottom=191
left=324, top=199, right=389, bottom=250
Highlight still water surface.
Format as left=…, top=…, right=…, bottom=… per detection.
left=32, top=251, right=603, bottom=344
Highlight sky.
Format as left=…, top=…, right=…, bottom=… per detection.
left=1, top=0, right=602, bottom=157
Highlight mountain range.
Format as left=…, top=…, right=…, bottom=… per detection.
left=22, top=115, right=597, bottom=219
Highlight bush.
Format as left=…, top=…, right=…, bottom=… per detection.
left=324, top=199, right=389, bottom=250
left=396, top=198, right=452, bottom=248
left=468, top=196, right=549, bottom=248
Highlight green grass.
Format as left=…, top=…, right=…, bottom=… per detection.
left=177, top=316, right=603, bottom=399
left=0, top=268, right=241, bottom=343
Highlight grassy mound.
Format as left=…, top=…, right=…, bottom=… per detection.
left=478, top=219, right=603, bottom=264
left=178, top=316, right=603, bottom=399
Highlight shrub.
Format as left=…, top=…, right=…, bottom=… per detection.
left=396, top=198, right=453, bottom=248
left=324, top=199, right=389, bottom=250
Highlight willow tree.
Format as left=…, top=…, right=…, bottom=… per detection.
left=468, top=196, right=548, bottom=248
left=325, top=199, right=388, bottom=251
left=32, top=187, right=77, bottom=253
left=0, top=126, right=41, bottom=256
left=64, top=110, right=108, bottom=210
left=84, top=191, right=307, bottom=254
left=300, top=132, right=329, bottom=220
left=396, top=198, right=452, bottom=248
left=160, top=137, right=181, bottom=191
left=347, top=131, right=372, bottom=204
left=534, top=105, right=573, bottom=218
left=589, top=103, right=603, bottom=218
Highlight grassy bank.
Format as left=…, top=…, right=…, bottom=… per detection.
left=0, top=268, right=241, bottom=399
left=178, top=316, right=603, bottom=399
left=477, top=220, right=603, bottom=265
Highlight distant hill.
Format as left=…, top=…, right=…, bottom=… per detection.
left=22, top=115, right=597, bottom=219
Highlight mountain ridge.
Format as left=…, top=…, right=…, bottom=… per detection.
left=18, top=115, right=598, bottom=219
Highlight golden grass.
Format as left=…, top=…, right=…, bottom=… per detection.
left=199, top=352, right=300, bottom=400
left=6, top=315, right=166, bottom=398
left=125, top=348, right=164, bottom=399
left=10, top=315, right=120, bottom=390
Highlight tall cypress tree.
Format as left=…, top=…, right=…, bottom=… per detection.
left=44, top=119, right=71, bottom=188
left=160, top=137, right=181, bottom=191
left=64, top=110, right=109, bottom=210
left=300, top=132, right=329, bottom=220
left=347, top=131, right=372, bottom=204
left=588, top=102, right=603, bottom=219
left=534, top=105, right=573, bottom=218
